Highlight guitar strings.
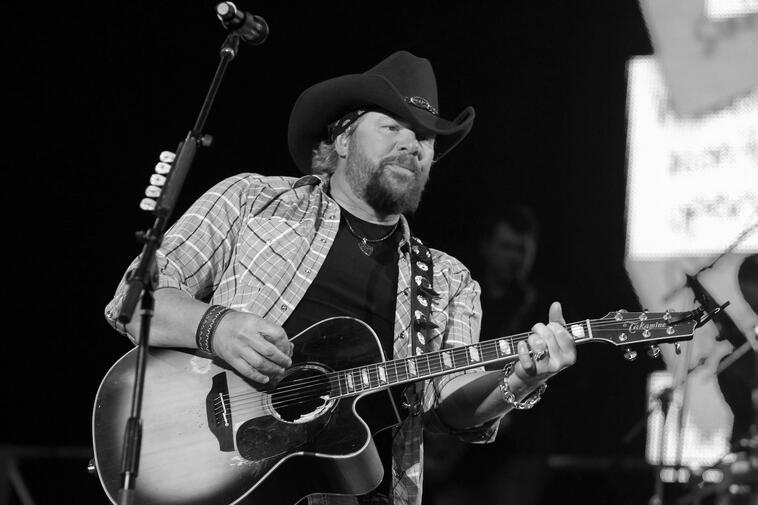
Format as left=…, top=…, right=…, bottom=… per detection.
left=214, top=315, right=683, bottom=414
left=215, top=314, right=684, bottom=416
left=224, top=314, right=679, bottom=403
left=214, top=315, right=686, bottom=416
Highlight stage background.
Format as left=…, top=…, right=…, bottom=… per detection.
left=6, top=1, right=734, bottom=503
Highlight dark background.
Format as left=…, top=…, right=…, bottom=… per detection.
left=8, top=1, right=668, bottom=503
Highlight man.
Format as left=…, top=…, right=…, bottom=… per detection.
left=104, top=50, right=577, bottom=505
left=425, top=206, right=573, bottom=505
left=477, top=206, right=542, bottom=341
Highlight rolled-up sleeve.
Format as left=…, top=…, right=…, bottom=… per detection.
left=104, top=175, right=251, bottom=334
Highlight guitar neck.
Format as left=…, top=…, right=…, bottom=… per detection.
left=329, top=319, right=597, bottom=398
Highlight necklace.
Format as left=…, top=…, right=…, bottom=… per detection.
left=342, top=213, right=399, bottom=256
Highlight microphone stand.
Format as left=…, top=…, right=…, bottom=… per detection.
left=649, top=385, right=674, bottom=505
left=113, top=31, right=243, bottom=505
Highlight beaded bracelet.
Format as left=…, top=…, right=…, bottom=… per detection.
left=499, top=362, right=548, bottom=410
left=195, top=304, right=233, bottom=355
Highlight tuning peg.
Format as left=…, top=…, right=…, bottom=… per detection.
left=159, top=151, right=176, bottom=163
left=647, top=345, right=661, bottom=358
left=624, top=348, right=638, bottom=361
left=674, top=343, right=682, bottom=355
left=663, top=310, right=672, bottom=322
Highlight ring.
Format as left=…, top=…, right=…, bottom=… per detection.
left=533, top=349, right=549, bottom=361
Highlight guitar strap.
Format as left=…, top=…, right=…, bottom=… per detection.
left=402, top=236, right=440, bottom=416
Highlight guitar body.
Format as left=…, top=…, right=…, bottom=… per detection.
left=92, top=317, right=401, bottom=505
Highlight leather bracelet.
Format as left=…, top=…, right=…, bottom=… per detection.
left=195, top=305, right=233, bottom=355
left=499, top=362, right=548, bottom=410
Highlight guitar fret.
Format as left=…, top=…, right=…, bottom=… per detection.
left=330, top=375, right=342, bottom=397
left=418, top=354, right=432, bottom=377
left=481, top=341, right=499, bottom=363
left=451, top=348, right=466, bottom=368
left=395, top=360, right=406, bottom=383
left=391, top=360, right=402, bottom=384
left=338, top=372, right=350, bottom=393
left=352, top=369, right=363, bottom=390
left=400, top=360, right=412, bottom=380
left=367, top=365, right=379, bottom=390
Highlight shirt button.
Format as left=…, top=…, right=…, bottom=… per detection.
left=280, top=304, right=287, bottom=312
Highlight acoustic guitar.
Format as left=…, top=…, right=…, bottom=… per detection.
left=92, top=311, right=698, bottom=505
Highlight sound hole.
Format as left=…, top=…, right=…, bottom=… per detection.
left=272, top=366, right=333, bottom=423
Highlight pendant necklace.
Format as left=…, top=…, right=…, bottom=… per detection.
left=342, top=213, right=399, bottom=256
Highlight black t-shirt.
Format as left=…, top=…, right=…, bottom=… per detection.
left=282, top=206, right=402, bottom=498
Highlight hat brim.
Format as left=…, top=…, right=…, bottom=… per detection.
left=288, top=73, right=475, bottom=173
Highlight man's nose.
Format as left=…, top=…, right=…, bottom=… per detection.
left=396, top=129, right=421, bottom=158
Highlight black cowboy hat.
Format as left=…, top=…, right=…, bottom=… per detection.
left=287, top=50, right=475, bottom=174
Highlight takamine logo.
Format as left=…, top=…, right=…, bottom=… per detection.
left=627, top=321, right=668, bottom=333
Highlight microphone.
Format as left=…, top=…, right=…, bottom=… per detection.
left=216, top=2, right=269, bottom=45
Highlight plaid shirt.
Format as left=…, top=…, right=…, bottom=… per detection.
left=105, top=173, right=498, bottom=505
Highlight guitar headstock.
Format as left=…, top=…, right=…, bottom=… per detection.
left=587, top=310, right=699, bottom=359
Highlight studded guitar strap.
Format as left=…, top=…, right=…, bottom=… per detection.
left=402, top=236, right=440, bottom=415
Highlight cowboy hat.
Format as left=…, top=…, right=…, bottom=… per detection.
left=287, top=50, right=475, bottom=173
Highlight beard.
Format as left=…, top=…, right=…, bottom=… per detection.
left=344, top=138, right=429, bottom=216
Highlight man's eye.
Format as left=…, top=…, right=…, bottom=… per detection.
left=384, top=124, right=400, bottom=131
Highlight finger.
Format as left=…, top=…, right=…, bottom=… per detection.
left=239, top=345, right=288, bottom=376
left=529, top=324, right=554, bottom=361
left=517, top=340, right=537, bottom=375
left=256, top=319, right=288, bottom=342
left=230, top=356, right=271, bottom=384
left=262, top=331, right=294, bottom=357
left=548, top=301, right=566, bottom=326
left=548, top=321, right=576, bottom=355
left=248, top=335, right=293, bottom=368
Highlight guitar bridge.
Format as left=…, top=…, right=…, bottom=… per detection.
left=205, top=372, right=234, bottom=451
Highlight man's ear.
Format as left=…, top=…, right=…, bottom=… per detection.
left=334, top=131, right=350, bottom=158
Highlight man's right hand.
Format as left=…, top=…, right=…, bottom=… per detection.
left=212, top=311, right=293, bottom=384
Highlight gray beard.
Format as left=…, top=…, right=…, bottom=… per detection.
left=345, top=140, right=428, bottom=216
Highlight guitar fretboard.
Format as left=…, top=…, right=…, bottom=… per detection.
left=328, top=320, right=595, bottom=398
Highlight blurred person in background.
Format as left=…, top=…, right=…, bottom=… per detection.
left=424, top=204, right=572, bottom=505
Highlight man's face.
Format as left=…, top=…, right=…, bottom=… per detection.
left=482, top=222, right=537, bottom=284
left=343, top=111, right=435, bottom=216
